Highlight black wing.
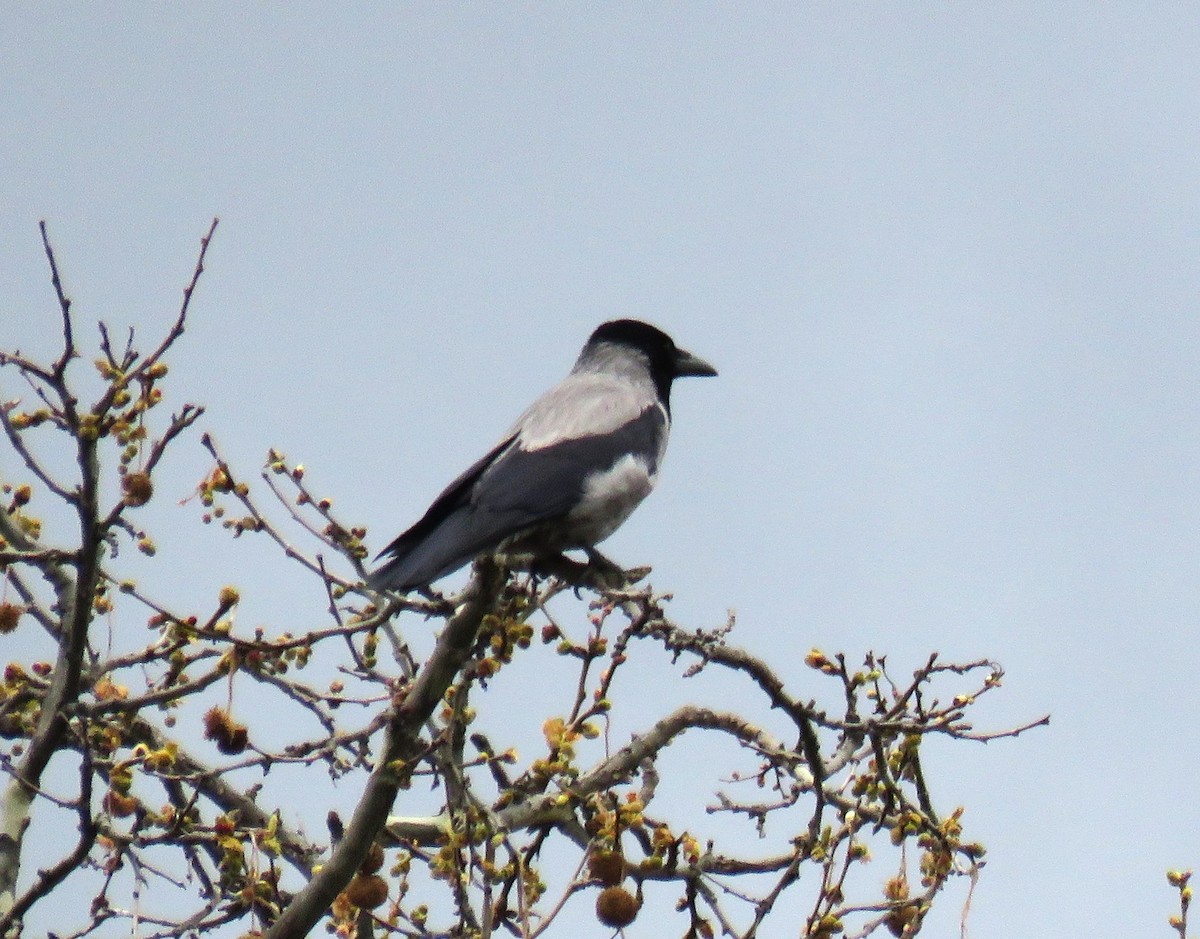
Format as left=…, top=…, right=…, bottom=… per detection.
left=367, top=433, right=517, bottom=591
left=367, top=406, right=665, bottom=591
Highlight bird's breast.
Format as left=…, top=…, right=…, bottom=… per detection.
left=565, top=454, right=657, bottom=545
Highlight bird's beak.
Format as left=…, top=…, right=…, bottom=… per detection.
left=673, top=347, right=718, bottom=378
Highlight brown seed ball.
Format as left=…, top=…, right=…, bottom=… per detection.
left=121, top=471, right=154, bottom=506
left=203, top=706, right=234, bottom=741
left=587, top=850, right=626, bottom=887
left=0, top=603, right=22, bottom=635
left=595, top=885, right=639, bottom=929
left=359, top=842, right=385, bottom=875
left=345, top=873, right=389, bottom=909
left=104, top=788, right=139, bottom=818
left=886, top=904, right=920, bottom=937
left=217, top=724, right=249, bottom=755
left=203, top=706, right=249, bottom=755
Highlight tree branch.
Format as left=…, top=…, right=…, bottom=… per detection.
left=266, top=560, right=505, bottom=938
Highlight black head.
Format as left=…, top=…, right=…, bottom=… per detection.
left=585, top=319, right=717, bottom=407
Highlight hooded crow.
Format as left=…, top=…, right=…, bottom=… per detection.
left=367, top=319, right=716, bottom=593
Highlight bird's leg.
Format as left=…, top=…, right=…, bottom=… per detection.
left=521, top=550, right=649, bottom=594
left=585, top=549, right=652, bottom=586
left=582, top=548, right=636, bottom=590
left=527, top=552, right=590, bottom=582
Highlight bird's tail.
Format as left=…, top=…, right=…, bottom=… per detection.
left=365, top=508, right=492, bottom=593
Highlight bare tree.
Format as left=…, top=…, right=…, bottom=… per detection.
left=1, top=223, right=1048, bottom=939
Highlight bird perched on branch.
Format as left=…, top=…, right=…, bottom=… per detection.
left=367, top=319, right=716, bottom=593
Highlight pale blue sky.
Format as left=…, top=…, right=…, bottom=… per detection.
left=3, top=6, right=1199, bottom=937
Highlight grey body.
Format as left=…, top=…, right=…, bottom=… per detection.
left=368, top=320, right=715, bottom=592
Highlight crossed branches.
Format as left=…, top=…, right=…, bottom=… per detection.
left=0, top=222, right=1050, bottom=939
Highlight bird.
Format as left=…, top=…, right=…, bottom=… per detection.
left=367, top=319, right=717, bottom=593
